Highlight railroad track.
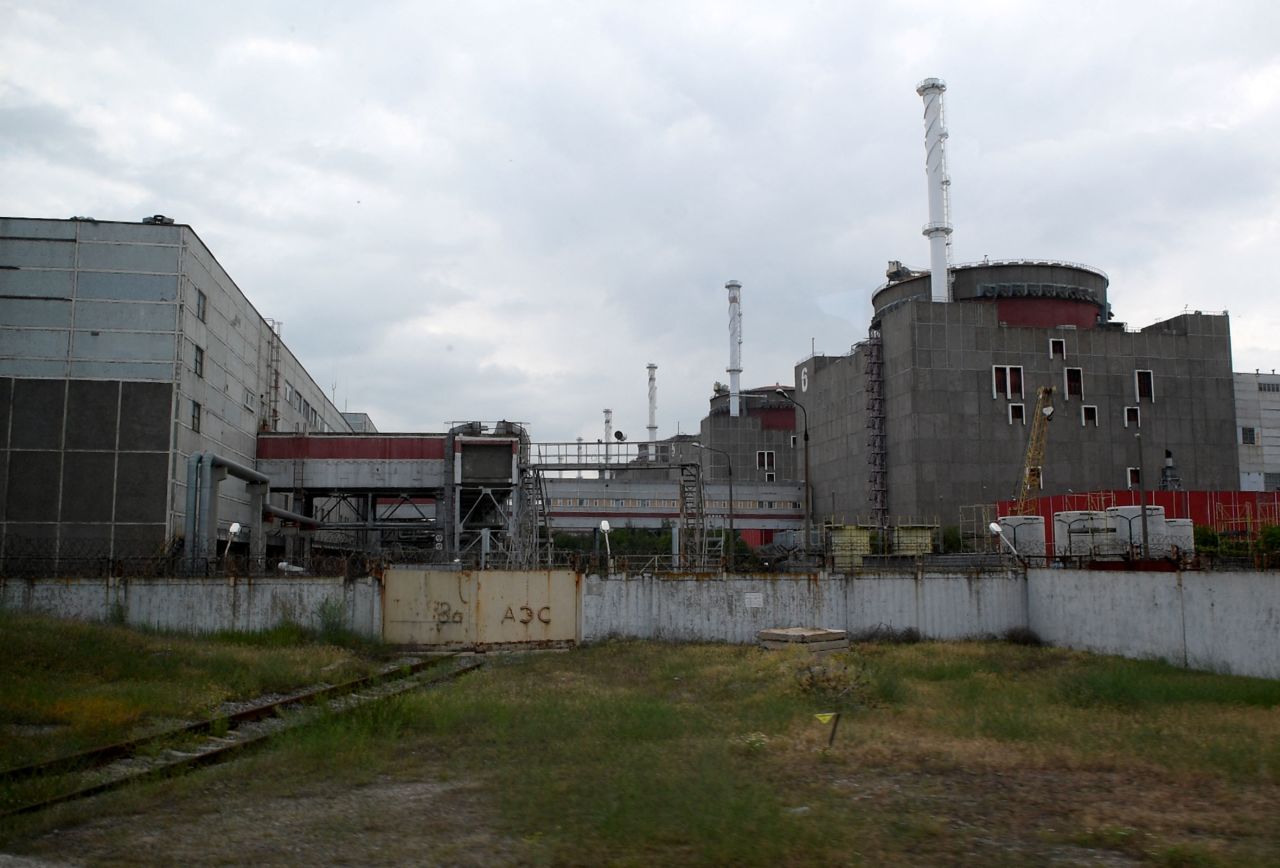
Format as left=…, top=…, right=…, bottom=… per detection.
left=0, top=656, right=484, bottom=819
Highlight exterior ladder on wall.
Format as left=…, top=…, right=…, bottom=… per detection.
left=865, top=328, right=888, bottom=530
left=678, top=463, right=706, bottom=568
left=265, top=319, right=282, bottom=432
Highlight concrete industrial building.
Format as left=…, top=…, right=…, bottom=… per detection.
left=779, top=79, right=1239, bottom=537
left=793, top=260, right=1237, bottom=532
left=1235, top=370, right=1280, bottom=492
left=0, top=216, right=353, bottom=566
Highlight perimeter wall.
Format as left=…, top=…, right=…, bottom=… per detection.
left=2, top=568, right=1277, bottom=679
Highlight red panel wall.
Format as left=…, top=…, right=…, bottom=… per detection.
left=256, top=435, right=446, bottom=460
left=996, top=490, right=1280, bottom=552
left=755, top=407, right=797, bottom=431
left=992, top=298, right=1100, bottom=329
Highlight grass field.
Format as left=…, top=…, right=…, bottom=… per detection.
left=3, top=627, right=1279, bottom=866
left=0, top=609, right=386, bottom=773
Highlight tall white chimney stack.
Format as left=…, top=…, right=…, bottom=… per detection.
left=646, top=363, right=658, bottom=450
left=917, top=77, right=953, bottom=303
left=726, top=280, right=742, bottom=417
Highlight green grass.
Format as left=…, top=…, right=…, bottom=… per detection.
left=0, top=609, right=386, bottom=772
left=3, top=639, right=1279, bottom=865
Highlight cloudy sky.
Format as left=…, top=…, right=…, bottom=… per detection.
left=3, top=1, right=1278, bottom=441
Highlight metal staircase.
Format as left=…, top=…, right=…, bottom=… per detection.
left=513, top=465, right=552, bottom=568
left=678, top=463, right=706, bottom=568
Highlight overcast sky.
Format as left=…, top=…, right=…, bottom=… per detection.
left=3, top=1, right=1278, bottom=441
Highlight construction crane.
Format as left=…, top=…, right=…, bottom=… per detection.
left=1012, top=386, right=1055, bottom=515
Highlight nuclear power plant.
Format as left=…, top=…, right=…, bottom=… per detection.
left=0, top=78, right=1275, bottom=576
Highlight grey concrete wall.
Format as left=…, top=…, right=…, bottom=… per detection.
left=1028, top=569, right=1280, bottom=679
left=4, top=568, right=1276, bottom=680
left=1, top=575, right=382, bottom=637
left=581, top=570, right=1027, bottom=644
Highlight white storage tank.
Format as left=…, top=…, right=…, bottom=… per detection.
left=997, top=515, right=1046, bottom=561
left=1106, top=506, right=1167, bottom=556
left=1053, top=510, right=1111, bottom=557
left=1165, top=518, right=1195, bottom=558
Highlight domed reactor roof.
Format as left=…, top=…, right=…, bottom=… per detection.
left=871, top=260, right=1110, bottom=329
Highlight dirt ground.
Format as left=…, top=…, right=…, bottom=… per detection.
left=7, top=759, right=1277, bottom=867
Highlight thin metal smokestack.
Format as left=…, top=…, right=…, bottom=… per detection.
left=603, top=408, right=612, bottom=479
left=917, top=77, right=953, bottom=303
left=646, top=363, right=658, bottom=450
left=726, top=280, right=742, bottom=417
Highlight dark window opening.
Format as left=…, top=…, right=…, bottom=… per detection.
left=993, top=365, right=1023, bottom=399
left=1242, top=427, right=1257, bottom=445
left=1127, top=467, right=1141, bottom=487
left=1009, top=404, right=1025, bottom=425
left=1049, top=338, right=1065, bottom=359
left=1082, top=405, right=1098, bottom=426
left=1065, top=367, right=1083, bottom=398
left=192, top=345, right=204, bottom=378
left=1125, top=406, right=1141, bottom=428
left=1136, top=370, right=1154, bottom=401
left=191, top=401, right=202, bottom=434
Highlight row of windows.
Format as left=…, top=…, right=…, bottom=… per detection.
left=992, top=366, right=1155, bottom=402
left=284, top=379, right=322, bottom=429
left=1260, top=382, right=1280, bottom=393
left=547, top=497, right=800, bottom=511
left=1025, top=465, right=1159, bottom=490
left=1007, top=403, right=1144, bottom=427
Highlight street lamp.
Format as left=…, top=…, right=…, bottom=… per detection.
left=988, top=521, right=1027, bottom=568
left=775, top=388, right=811, bottom=553
left=599, top=520, right=612, bottom=574
left=692, top=443, right=734, bottom=572
left=1134, top=433, right=1149, bottom=559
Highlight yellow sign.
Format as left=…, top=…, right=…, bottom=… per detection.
left=814, top=713, right=835, bottom=724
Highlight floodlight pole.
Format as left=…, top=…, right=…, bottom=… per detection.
left=1135, top=433, right=1149, bottom=559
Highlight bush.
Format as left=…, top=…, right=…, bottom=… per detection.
left=1003, top=627, right=1043, bottom=647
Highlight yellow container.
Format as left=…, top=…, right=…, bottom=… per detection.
left=830, top=526, right=872, bottom=571
left=892, top=525, right=934, bottom=556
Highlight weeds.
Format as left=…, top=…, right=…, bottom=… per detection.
left=3, top=639, right=1278, bottom=866
left=0, top=610, right=382, bottom=771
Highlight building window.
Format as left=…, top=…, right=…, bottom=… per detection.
left=790, top=435, right=797, bottom=448
left=1064, top=367, right=1083, bottom=399
left=1266, top=472, right=1280, bottom=490
left=1049, top=338, right=1065, bottom=359
left=765, top=472, right=776, bottom=482
left=285, top=381, right=295, bottom=404
left=1127, top=467, right=1141, bottom=487
left=192, top=345, right=204, bottom=378
left=756, top=450, right=775, bottom=470
left=195, top=289, right=207, bottom=322
left=1081, top=405, right=1099, bottom=427
left=1260, top=382, right=1280, bottom=393
left=244, top=388, right=255, bottom=409
left=1027, top=466, right=1043, bottom=491
left=1242, top=426, right=1257, bottom=445
left=1124, top=406, right=1141, bottom=428
left=1009, top=403, right=1025, bottom=425
left=993, top=365, right=1024, bottom=399
left=1135, top=370, right=1154, bottom=402
left=191, top=401, right=202, bottom=433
